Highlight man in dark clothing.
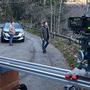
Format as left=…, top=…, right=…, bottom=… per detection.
left=41, top=21, right=49, bottom=53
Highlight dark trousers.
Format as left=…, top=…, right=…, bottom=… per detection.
left=9, top=34, right=14, bottom=46
left=42, top=39, right=49, bottom=52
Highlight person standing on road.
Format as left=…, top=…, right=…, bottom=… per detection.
left=9, top=20, right=15, bottom=46
left=41, top=21, right=49, bottom=53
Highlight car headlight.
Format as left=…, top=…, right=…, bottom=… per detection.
left=4, top=32, right=10, bottom=37
left=18, top=32, right=24, bottom=37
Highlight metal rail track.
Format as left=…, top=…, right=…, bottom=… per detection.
left=0, top=56, right=90, bottom=89
left=0, top=56, right=70, bottom=75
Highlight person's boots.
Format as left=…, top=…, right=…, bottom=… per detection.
left=43, top=49, right=46, bottom=53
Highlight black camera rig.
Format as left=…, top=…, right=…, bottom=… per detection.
left=68, top=16, right=90, bottom=78
left=68, top=16, right=90, bottom=34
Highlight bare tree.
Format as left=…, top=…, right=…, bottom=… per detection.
left=57, top=0, right=63, bottom=34
left=50, top=0, right=53, bottom=33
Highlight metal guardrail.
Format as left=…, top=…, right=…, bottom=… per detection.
left=23, top=24, right=79, bottom=44
left=0, top=56, right=90, bottom=89
left=22, top=23, right=79, bottom=43
left=50, top=32, right=79, bottom=44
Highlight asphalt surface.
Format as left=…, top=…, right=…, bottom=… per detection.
left=0, top=30, right=69, bottom=90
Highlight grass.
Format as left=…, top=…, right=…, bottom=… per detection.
left=27, top=28, right=40, bottom=36
left=50, top=37, right=80, bottom=68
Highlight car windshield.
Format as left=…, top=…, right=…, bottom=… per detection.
left=14, top=23, right=22, bottom=28
left=4, top=23, right=22, bottom=29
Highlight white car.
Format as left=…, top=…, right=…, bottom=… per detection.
left=1, top=22, right=25, bottom=42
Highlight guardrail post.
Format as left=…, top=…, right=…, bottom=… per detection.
left=68, top=39, right=72, bottom=45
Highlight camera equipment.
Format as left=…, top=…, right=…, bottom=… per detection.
left=68, top=16, right=90, bottom=34
left=68, top=16, right=90, bottom=78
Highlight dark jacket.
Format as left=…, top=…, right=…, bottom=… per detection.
left=41, top=26, right=49, bottom=40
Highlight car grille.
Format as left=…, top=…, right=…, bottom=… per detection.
left=15, top=32, right=19, bottom=35
left=4, top=32, right=19, bottom=35
left=7, top=36, right=20, bottom=40
left=14, top=37, right=20, bottom=39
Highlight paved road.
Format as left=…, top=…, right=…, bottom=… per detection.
left=0, top=31, right=69, bottom=90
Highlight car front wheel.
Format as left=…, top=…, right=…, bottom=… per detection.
left=1, top=35, right=4, bottom=42
left=22, top=36, right=25, bottom=42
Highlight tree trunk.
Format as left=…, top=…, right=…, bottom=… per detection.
left=50, top=0, right=53, bottom=33
left=57, top=0, right=63, bottom=34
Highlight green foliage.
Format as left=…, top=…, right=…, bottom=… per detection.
left=2, top=0, right=65, bottom=34
left=27, top=28, right=40, bottom=36
left=11, top=3, right=25, bottom=20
